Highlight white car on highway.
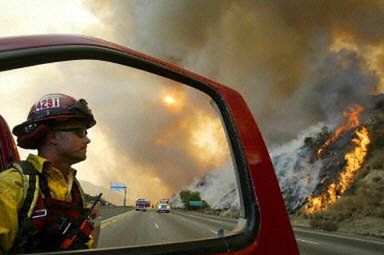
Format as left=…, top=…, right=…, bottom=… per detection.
left=156, top=199, right=170, bottom=213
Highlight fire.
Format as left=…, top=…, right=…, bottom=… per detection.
left=340, top=128, right=370, bottom=194
left=316, top=105, right=363, bottom=158
left=306, top=127, right=370, bottom=214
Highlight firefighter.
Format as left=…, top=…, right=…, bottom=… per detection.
left=0, top=93, right=96, bottom=254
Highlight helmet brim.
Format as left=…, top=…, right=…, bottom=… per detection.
left=13, top=115, right=96, bottom=142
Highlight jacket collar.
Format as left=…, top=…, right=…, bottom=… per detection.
left=26, top=154, right=49, bottom=174
left=26, top=154, right=77, bottom=176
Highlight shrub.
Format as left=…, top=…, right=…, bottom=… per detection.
left=309, top=213, right=339, bottom=231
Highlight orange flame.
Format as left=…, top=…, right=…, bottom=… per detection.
left=317, top=105, right=363, bottom=158
left=306, top=127, right=370, bottom=214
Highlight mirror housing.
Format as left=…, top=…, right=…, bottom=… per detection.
left=0, top=35, right=298, bottom=254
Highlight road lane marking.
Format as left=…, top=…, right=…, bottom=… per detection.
left=176, top=214, right=232, bottom=235
left=100, top=211, right=132, bottom=229
left=173, top=213, right=226, bottom=235
left=155, top=223, right=159, bottom=229
left=175, top=211, right=238, bottom=224
left=170, top=212, right=233, bottom=237
left=294, top=228, right=384, bottom=246
left=296, top=239, right=319, bottom=245
left=174, top=211, right=226, bottom=225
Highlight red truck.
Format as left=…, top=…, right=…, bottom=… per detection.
left=0, top=35, right=299, bottom=255
left=135, top=199, right=150, bottom=211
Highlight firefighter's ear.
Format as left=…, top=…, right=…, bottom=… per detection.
left=45, top=130, right=59, bottom=146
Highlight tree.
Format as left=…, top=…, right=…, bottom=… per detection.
left=179, top=190, right=203, bottom=210
left=190, top=191, right=201, bottom=201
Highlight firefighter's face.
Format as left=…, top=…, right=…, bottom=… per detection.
left=51, top=121, right=91, bottom=164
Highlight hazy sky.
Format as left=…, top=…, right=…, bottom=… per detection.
left=0, top=0, right=383, bottom=204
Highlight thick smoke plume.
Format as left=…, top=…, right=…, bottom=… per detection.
left=86, top=0, right=384, bottom=145
left=270, top=124, right=325, bottom=212
left=1, top=1, right=384, bottom=204
left=1, top=62, right=231, bottom=204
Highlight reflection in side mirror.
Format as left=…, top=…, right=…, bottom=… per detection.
left=0, top=60, right=244, bottom=252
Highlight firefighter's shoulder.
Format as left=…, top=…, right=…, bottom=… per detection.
left=0, top=167, right=24, bottom=206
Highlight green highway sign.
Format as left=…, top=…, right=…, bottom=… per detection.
left=189, top=201, right=203, bottom=207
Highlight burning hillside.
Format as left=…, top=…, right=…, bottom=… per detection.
left=272, top=97, right=382, bottom=213
left=171, top=96, right=383, bottom=233
left=305, top=105, right=370, bottom=214
left=273, top=95, right=384, bottom=235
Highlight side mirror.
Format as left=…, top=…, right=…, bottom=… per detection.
left=0, top=35, right=298, bottom=254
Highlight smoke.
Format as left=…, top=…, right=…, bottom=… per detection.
left=85, top=0, right=384, bottom=146
left=270, top=123, right=325, bottom=211
left=0, top=61, right=231, bottom=204
left=265, top=49, right=379, bottom=143
left=170, top=161, right=240, bottom=210
left=1, top=0, right=384, bottom=203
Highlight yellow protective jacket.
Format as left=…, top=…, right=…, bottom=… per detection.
left=0, top=154, right=87, bottom=254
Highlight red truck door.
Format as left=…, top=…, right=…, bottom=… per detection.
left=0, top=115, right=19, bottom=170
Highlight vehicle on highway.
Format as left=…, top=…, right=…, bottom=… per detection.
left=0, top=35, right=299, bottom=254
left=156, top=199, right=170, bottom=213
left=135, top=199, right=150, bottom=211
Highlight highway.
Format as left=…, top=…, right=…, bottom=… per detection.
left=95, top=208, right=384, bottom=254
left=294, top=227, right=384, bottom=255
left=97, top=209, right=239, bottom=248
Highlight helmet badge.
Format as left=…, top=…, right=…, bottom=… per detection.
left=35, top=96, right=61, bottom=112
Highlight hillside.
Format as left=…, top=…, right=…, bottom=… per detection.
left=79, top=180, right=124, bottom=206
left=172, top=96, right=384, bottom=237
left=170, top=162, right=240, bottom=215
left=288, top=96, right=384, bottom=237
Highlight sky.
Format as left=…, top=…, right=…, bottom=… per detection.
left=0, top=0, right=383, bottom=204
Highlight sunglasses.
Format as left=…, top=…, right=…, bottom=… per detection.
left=53, top=127, right=88, bottom=138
